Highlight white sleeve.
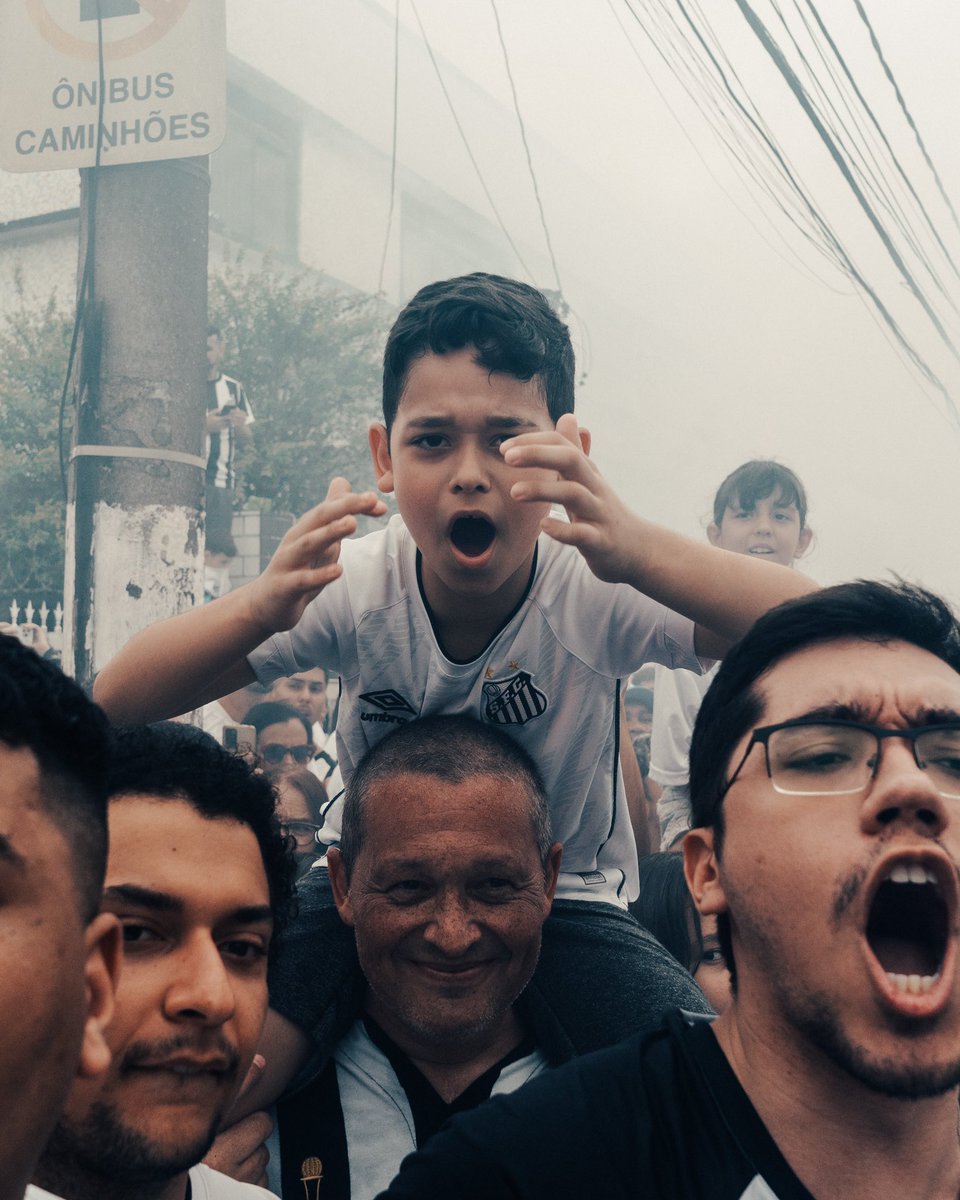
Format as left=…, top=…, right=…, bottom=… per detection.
left=238, top=380, right=254, bottom=424
left=246, top=573, right=348, bottom=684
left=649, top=663, right=716, bottom=787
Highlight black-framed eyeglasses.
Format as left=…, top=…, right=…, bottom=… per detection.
left=721, top=718, right=960, bottom=800
left=260, top=743, right=315, bottom=766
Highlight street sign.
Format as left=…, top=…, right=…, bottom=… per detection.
left=0, top=0, right=226, bottom=172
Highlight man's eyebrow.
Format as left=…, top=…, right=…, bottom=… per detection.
left=792, top=702, right=960, bottom=726
left=103, top=888, right=273, bottom=928
left=796, top=702, right=870, bottom=722
left=102, top=883, right=183, bottom=912
left=914, top=705, right=960, bottom=726
left=222, top=905, right=274, bottom=927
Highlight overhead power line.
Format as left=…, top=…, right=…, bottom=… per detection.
left=618, top=0, right=960, bottom=427
left=408, top=0, right=537, bottom=283
left=852, top=0, right=960, bottom=238
left=489, top=0, right=565, bottom=296
left=731, top=0, right=960, bottom=423
left=376, top=0, right=401, bottom=299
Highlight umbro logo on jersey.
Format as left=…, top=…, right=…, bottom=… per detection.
left=359, top=689, right=416, bottom=726
left=482, top=670, right=547, bottom=727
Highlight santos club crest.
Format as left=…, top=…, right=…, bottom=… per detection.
left=482, top=670, right=547, bottom=726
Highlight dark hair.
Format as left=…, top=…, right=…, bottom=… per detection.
left=265, top=765, right=326, bottom=825
left=106, top=723, right=296, bottom=937
left=690, top=580, right=960, bottom=835
left=340, top=715, right=552, bottom=876
left=712, top=460, right=808, bottom=529
left=0, top=639, right=110, bottom=920
left=243, top=701, right=312, bottom=744
left=207, top=324, right=223, bottom=340
left=205, top=530, right=237, bottom=558
left=624, top=686, right=654, bottom=711
left=381, top=272, right=575, bottom=435
left=630, top=852, right=702, bottom=972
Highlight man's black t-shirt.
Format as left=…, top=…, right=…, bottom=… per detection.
left=376, top=1011, right=814, bottom=1200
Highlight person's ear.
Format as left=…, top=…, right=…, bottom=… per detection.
left=327, top=848, right=355, bottom=927
left=793, top=525, right=814, bottom=560
left=368, top=423, right=394, bottom=494
left=77, top=913, right=122, bottom=1080
left=707, top=523, right=722, bottom=548
left=684, top=828, right=728, bottom=917
left=542, top=843, right=563, bottom=909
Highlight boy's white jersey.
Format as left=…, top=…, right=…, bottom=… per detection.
left=248, top=515, right=703, bottom=903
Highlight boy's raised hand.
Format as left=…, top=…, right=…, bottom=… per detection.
left=502, top=414, right=644, bottom=587
left=246, top=477, right=387, bottom=633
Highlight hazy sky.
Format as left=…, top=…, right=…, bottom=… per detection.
left=348, top=0, right=960, bottom=603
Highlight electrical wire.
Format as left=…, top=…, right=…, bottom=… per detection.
left=609, top=0, right=850, bottom=294
left=634, top=0, right=842, bottom=272
left=801, top=0, right=960, bottom=286
left=619, top=0, right=960, bottom=425
left=780, top=0, right=959, bottom=310
left=376, top=0, right=401, bottom=298
left=853, top=0, right=960, bottom=238
left=730, top=0, right=960, bottom=424
left=408, top=0, right=537, bottom=282
left=488, top=0, right=564, bottom=295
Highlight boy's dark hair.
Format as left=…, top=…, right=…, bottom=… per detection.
left=207, top=324, right=223, bottom=340
left=630, top=851, right=702, bottom=973
left=243, top=701, right=313, bottom=743
left=0, top=639, right=110, bottom=920
left=381, top=272, right=575, bottom=435
left=688, top=580, right=960, bottom=991
left=712, top=460, right=808, bottom=528
left=340, top=714, right=552, bottom=877
left=106, top=723, right=296, bottom=937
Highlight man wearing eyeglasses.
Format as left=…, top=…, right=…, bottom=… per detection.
left=243, top=701, right=316, bottom=769
left=376, top=580, right=960, bottom=1200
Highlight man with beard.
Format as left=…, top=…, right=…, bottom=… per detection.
left=31, top=723, right=295, bottom=1200
left=377, top=581, right=960, bottom=1199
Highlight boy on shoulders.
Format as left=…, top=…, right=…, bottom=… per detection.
left=96, top=273, right=814, bottom=1055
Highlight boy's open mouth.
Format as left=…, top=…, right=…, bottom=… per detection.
left=450, top=515, right=496, bottom=559
left=865, top=861, right=950, bottom=992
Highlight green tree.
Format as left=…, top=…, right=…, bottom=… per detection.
left=0, top=263, right=391, bottom=610
left=0, top=286, right=72, bottom=616
left=209, top=259, right=391, bottom=520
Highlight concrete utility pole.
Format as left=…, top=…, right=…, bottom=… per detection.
left=64, top=155, right=209, bottom=691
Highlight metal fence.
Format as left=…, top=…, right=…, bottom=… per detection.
left=6, top=599, right=64, bottom=650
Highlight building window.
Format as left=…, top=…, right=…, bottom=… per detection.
left=210, top=85, right=299, bottom=259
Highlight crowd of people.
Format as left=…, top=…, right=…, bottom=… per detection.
left=6, top=273, right=960, bottom=1200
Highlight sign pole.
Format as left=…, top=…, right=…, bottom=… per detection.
left=64, top=154, right=210, bottom=690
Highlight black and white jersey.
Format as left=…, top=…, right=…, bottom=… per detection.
left=376, top=1011, right=814, bottom=1200
left=277, top=1018, right=547, bottom=1200
left=206, top=372, right=253, bottom=489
